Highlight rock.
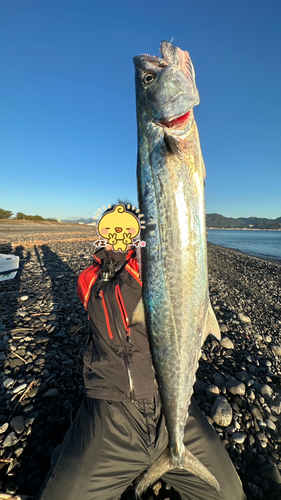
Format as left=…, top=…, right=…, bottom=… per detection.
left=43, top=388, right=59, bottom=399
left=12, top=383, right=27, bottom=394
left=225, top=380, right=246, bottom=396
left=219, top=324, right=228, bottom=333
left=238, top=312, right=251, bottom=323
left=210, top=397, right=233, bottom=427
left=265, top=418, right=276, bottom=431
left=235, top=370, right=250, bottom=382
left=260, top=384, right=273, bottom=400
left=10, top=416, right=25, bottom=434
left=3, top=431, right=21, bottom=447
left=250, top=406, right=263, bottom=421
left=232, top=432, right=245, bottom=444
left=0, top=422, right=9, bottom=434
left=220, top=337, right=234, bottom=349
left=206, top=385, right=220, bottom=403
left=2, top=377, right=14, bottom=389
left=194, top=380, right=206, bottom=396
left=212, top=373, right=225, bottom=388
left=271, top=345, right=281, bottom=356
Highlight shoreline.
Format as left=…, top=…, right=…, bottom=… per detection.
left=0, top=233, right=281, bottom=500
left=207, top=241, right=281, bottom=267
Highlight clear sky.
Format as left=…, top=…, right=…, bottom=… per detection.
left=1, top=0, right=280, bottom=220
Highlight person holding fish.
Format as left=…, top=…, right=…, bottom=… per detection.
left=37, top=42, right=246, bottom=500
left=37, top=219, right=245, bottom=500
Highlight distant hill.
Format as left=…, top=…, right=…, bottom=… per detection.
left=206, top=213, right=281, bottom=230
left=62, top=214, right=281, bottom=230
left=62, top=218, right=95, bottom=224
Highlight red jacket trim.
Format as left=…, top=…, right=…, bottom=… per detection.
left=77, top=264, right=101, bottom=309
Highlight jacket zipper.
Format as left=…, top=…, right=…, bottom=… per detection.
left=108, top=282, right=135, bottom=401
left=115, top=284, right=131, bottom=340
left=99, top=290, right=113, bottom=339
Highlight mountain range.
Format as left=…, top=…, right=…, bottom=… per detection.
left=63, top=214, right=281, bottom=230
left=206, top=214, right=281, bottom=230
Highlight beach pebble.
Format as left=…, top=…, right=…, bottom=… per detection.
left=212, top=373, right=225, bottom=388
left=206, top=385, right=220, bottom=403
left=232, top=432, right=245, bottom=444
left=238, top=312, right=251, bottom=323
left=260, top=384, right=273, bottom=400
left=12, top=383, right=27, bottom=394
left=10, top=416, right=25, bottom=434
left=265, top=418, right=276, bottom=431
left=235, top=371, right=250, bottom=383
left=210, top=397, right=233, bottom=427
left=3, top=431, right=21, bottom=447
left=225, top=380, right=246, bottom=396
left=219, top=324, right=228, bottom=333
left=43, top=388, right=59, bottom=399
left=0, top=422, right=9, bottom=434
left=3, top=377, right=14, bottom=389
left=220, top=337, right=234, bottom=349
left=271, top=345, right=281, bottom=356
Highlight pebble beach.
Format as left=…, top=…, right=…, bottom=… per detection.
left=0, top=224, right=281, bottom=500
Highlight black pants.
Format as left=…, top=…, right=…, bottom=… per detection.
left=37, top=395, right=246, bottom=500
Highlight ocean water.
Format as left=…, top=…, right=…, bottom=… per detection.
left=207, top=229, right=281, bottom=262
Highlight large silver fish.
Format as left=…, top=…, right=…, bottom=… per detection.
left=133, top=41, right=221, bottom=496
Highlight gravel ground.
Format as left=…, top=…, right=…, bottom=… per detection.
left=0, top=232, right=281, bottom=500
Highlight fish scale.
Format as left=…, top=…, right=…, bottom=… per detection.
left=133, top=41, right=221, bottom=497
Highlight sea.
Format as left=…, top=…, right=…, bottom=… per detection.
left=207, top=229, right=281, bottom=263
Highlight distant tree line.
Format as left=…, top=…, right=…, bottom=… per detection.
left=0, top=208, right=47, bottom=221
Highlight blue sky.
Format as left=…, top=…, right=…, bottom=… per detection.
left=1, top=0, right=280, bottom=220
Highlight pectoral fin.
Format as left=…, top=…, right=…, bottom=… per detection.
left=203, top=303, right=221, bottom=342
left=130, top=298, right=146, bottom=327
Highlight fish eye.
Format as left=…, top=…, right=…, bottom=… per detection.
left=143, top=72, right=155, bottom=85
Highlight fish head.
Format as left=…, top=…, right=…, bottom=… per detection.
left=134, top=41, right=199, bottom=133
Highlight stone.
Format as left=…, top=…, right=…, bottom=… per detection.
left=225, top=380, right=246, bottom=396
left=271, top=345, right=281, bottom=356
left=0, top=422, right=9, bottom=434
left=12, top=383, right=27, bottom=394
left=43, top=388, right=59, bottom=399
left=210, top=397, right=233, bottom=427
left=3, top=431, right=20, bottom=447
left=238, top=312, right=251, bottom=323
left=212, top=373, right=225, bottom=388
left=260, top=384, right=273, bottom=400
left=206, top=385, right=220, bottom=403
left=265, top=418, right=276, bottom=431
left=232, top=432, right=245, bottom=444
left=10, top=416, right=25, bottom=434
left=2, top=377, right=14, bottom=389
left=235, top=370, right=250, bottom=382
left=220, top=337, right=234, bottom=349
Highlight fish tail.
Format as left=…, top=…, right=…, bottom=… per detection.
left=135, top=447, right=220, bottom=498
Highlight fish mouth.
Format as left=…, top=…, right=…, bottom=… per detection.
left=159, top=111, right=191, bottom=129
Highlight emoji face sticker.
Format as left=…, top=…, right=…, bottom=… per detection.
left=98, top=205, right=140, bottom=252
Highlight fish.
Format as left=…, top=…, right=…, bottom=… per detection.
left=132, top=41, right=221, bottom=496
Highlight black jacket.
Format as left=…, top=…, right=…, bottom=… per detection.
left=77, top=248, right=158, bottom=401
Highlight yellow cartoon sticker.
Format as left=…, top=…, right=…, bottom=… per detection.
left=94, top=204, right=145, bottom=252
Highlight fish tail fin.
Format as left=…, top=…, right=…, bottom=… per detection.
left=135, top=447, right=220, bottom=498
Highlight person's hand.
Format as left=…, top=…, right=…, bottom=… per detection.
left=108, top=233, right=117, bottom=245
left=123, top=233, right=132, bottom=245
